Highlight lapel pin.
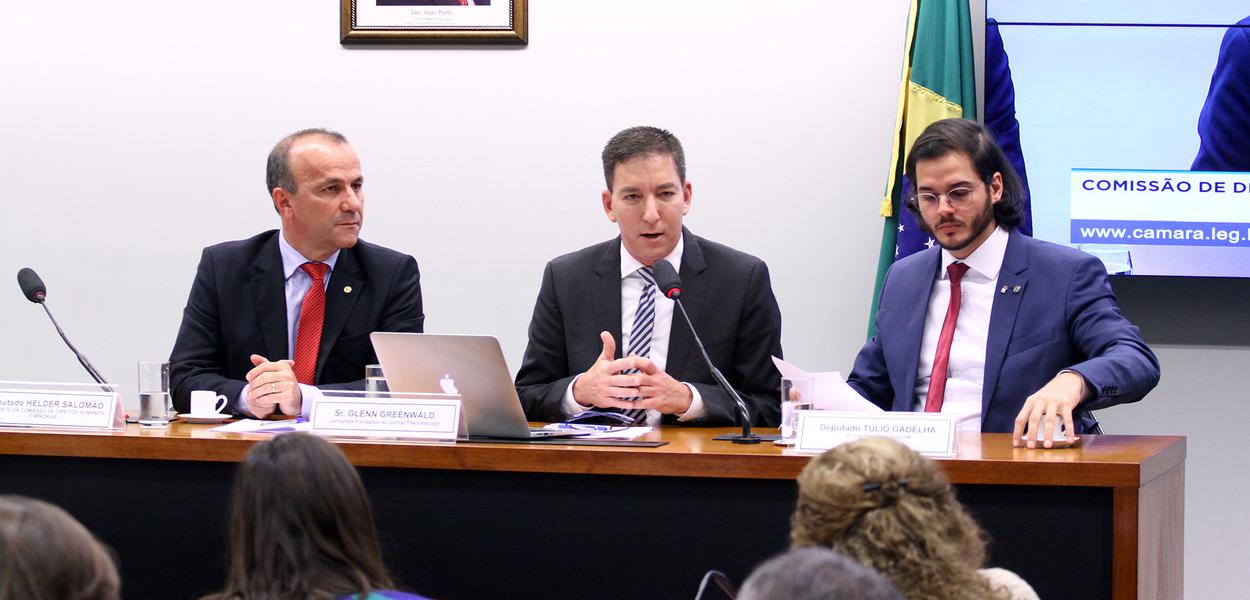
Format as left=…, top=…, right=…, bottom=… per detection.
left=1012, top=285, right=1022, bottom=294
left=999, top=285, right=1008, bottom=294
left=343, top=286, right=353, bottom=294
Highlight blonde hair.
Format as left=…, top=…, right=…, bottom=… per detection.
left=790, top=437, right=1008, bottom=600
left=0, top=496, right=120, bottom=600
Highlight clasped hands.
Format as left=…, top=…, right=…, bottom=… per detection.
left=572, top=331, right=693, bottom=415
left=245, top=354, right=303, bottom=419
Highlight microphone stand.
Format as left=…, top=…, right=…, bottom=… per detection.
left=40, top=302, right=109, bottom=385
left=671, top=297, right=761, bottom=444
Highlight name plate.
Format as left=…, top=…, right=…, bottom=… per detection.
left=794, top=410, right=979, bottom=456
left=0, top=381, right=121, bottom=430
left=311, top=391, right=460, bottom=440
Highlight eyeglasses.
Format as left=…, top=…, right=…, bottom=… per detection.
left=912, top=182, right=983, bottom=210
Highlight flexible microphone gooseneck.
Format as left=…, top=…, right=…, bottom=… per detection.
left=651, top=260, right=761, bottom=444
left=17, top=268, right=110, bottom=385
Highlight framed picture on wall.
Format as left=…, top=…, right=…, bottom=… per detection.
left=340, top=0, right=527, bottom=44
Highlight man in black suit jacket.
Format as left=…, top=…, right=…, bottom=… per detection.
left=515, top=126, right=783, bottom=426
left=170, top=129, right=423, bottom=418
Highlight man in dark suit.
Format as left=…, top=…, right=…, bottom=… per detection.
left=170, top=129, right=424, bottom=418
left=849, top=119, right=1159, bottom=447
left=515, top=126, right=783, bottom=427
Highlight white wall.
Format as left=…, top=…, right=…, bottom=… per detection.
left=1, top=0, right=904, bottom=386
left=0, top=1, right=1242, bottom=597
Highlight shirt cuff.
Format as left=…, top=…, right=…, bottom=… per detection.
left=561, top=374, right=589, bottom=418
left=235, top=387, right=254, bottom=418
left=675, top=383, right=706, bottom=422
left=298, top=384, right=319, bottom=419
left=1057, top=369, right=1093, bottom=401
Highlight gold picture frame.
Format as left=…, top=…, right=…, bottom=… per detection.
left=341, top=0, right=527, bottom=45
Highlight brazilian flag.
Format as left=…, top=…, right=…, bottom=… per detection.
left=868, top=0, right=977, bottom=338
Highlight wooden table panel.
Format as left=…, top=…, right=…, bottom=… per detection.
left=0, top=424, right=1184, bottom=600
left=0, top=424, right=1183, bottom=483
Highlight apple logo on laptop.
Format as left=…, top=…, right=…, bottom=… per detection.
left=439, top=373, right=459, bottom=395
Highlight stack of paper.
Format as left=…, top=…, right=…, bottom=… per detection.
left=771, top=357, right=882, bottom=412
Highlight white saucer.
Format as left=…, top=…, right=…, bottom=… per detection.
left=181, top=413, right=232, bottom=424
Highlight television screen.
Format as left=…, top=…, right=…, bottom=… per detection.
left=986, top=1, right=1250, bottom=277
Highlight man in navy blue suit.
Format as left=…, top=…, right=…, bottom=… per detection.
left=1192, top=15, right=1250, bottom=172
left=848, top=119, right=1159, bottom=448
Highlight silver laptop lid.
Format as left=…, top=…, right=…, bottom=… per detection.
left=370, top=332, right=530, bottom=438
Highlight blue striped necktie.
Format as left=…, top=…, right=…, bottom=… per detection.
left=621, top=266, right=656, bottom=423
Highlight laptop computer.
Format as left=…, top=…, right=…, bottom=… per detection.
left=370, top=332, right=585, bottom=439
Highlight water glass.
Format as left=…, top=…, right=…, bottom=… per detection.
left=780, top=376, right=815, bottom=442
left=366, top=364, right=388, bottom=396
left=138, top=360, right=170, bottom=427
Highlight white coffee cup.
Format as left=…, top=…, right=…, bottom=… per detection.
left=190, top=390, right=229, bottom=416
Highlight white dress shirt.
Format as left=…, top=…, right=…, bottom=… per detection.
left=913, top=226, right=1010, bottom=421
left=562, top=237, right=707, bottom=425
left=235, top=231, right=338, bottom=418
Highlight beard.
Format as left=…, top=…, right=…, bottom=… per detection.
left=922, top=199, right=996, bottom=254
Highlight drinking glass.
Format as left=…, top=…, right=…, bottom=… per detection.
left=366, top=364, right=389, bottom=396
left=138, top=360, right=170, bottom=427
left=780, top=376, right=814, bottom=442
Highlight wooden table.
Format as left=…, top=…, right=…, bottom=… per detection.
left=0, top=424, right=1184, bottom=600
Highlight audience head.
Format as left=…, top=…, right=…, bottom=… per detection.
left=790, top=437, right=1007, bottom=600
left=214, top=433, right=395, bottom=600
left=267, top=128, right=364, bottom=261
left=738, top=546, right=902, bottom=600
left=0, top=495, right=120, bottom=600
left=600, top=126, right=692, bottom=266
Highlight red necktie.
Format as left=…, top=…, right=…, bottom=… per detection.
left=924, top=262, right=970, bottom=412
left=293, top=262, right=329, bottom=385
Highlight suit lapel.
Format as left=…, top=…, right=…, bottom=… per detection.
left=982, top=230, right=1030, bottom=416
left=317, top=246, right=364, bottom=381
left=666, top=229, right=707, bottom=380
left=249, top=235, right=289, bottom=360
left=893, top=249, right=941, bottom=412
left=592, top=240, right=623, bottom=358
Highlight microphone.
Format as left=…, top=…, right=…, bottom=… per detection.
left=17, top=268, right=46, bottom=302
left=16, top=268, right=110, bottom=385
left=652, top=260, right=762, bottom=444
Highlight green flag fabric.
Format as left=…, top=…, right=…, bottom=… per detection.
left=868, top=0, right=977, bottom=339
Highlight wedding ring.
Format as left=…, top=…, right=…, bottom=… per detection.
left=270, top=382, right=277, bottom=394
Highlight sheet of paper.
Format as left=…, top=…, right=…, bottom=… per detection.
left=210, top=418, right=311, bottom=434
left=772, top=356, right=882, bottom=412
left=541, top=424, right=653, bottom=440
